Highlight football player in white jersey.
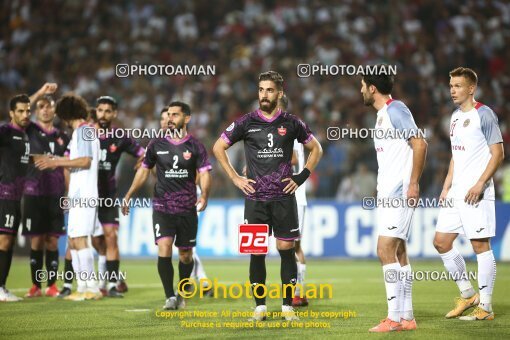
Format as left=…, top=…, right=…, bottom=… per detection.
left=35, top=94, right=103, bottom=301
left=434, top=67, right=504, bottom=321
left=279, top=95, right=309, bottom=307
left=361, top=69, right=428, bottom=332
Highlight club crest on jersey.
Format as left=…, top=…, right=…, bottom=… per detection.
left=377, top=117, right=383, bottom=126
left=463, top=119, right=470, bottom=127
left=183, top=150, right=192, bottom=160
left=278, top=126, right=287, bottom=136
left=109, top=144, right=117, bottom=153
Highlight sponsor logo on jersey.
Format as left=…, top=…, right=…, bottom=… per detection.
left=278, top=126, right=287, bottom=136
left=164, top=169, right=189, bottom=178
left=257, top=148, right=284, bottom=158
left=247, top=129, right=261, bottom=133
left=451, top=145, right=465, bottom=151
left=157, top=151, right=169, bottom=155
left=377, top=117, right=383, bottom=126
left=183, top=150, right=192, bottom=160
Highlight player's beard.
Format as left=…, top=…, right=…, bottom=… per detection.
left=98, top=119, right=111, bottom=129
left=259, top=98, right=278, bottom=112
left=362, top=93, right=374, bottom=106
left=168, top=120, right=184, bottom=134
left=16, top=117, right=30, bottom=128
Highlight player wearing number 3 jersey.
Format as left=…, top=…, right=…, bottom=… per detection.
left=213, top=71, right=323, bottom=321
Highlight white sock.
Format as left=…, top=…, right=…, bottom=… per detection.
left=477, top=250, right=496, bottom=312
left=295, top=263, right=306, bottom=297
left=383, top=263, right=400, bottom=322
left=98, top=255, right=106, bottom=289
left=400, top=264, right=414, bottom=320
left=78, top=248, right=97, bottom=292
left=192, top=253, right=208, bottom=282
left=71, top=250, right=85, bottom=293
left=439, top=248, right=475, bottom=298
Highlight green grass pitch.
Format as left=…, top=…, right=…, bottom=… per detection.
left=1, top=258, right=509, bottom=339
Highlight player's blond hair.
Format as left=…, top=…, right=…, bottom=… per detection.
left=449, top=67, right=478, bottom=85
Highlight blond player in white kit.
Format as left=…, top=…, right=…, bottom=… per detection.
left=433, top=67, right=504, bottom=321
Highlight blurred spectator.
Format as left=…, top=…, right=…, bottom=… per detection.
left=0, top=0, right=508, bottom=199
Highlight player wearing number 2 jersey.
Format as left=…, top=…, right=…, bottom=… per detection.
left=122, top=101, right=212, bottom=310
left=213, top=71, right=323, bottom=321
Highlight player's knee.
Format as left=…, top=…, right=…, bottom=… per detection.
left=433, top=237, right=451, bottom=254
left=157, top=241, right=173, bottom=257
left=179, top=249, right=193, bottom=264
left=73, top=237, right=88, bottom=250
left=44, top=236, right=58, bottom=251
left=471, top=239, right=490, bottom=254
left=0, top=235, right=13, bottom=250
left=91, top=236, right=105, bottom=253
left=376, top=243, right=396, bottom=262
left=104, top=227, right=117, bottom=240
left=104, top=232, right=118, bottom=248
left=31, top=236, right=45, bottom=250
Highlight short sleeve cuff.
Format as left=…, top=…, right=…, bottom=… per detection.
left=136, top=147, right=145, bottom=157
left=302, top=134, right=314, bottom=145
left=198, top=165, right=212, bottom=173
left=221, top=132, right=232, bottom=145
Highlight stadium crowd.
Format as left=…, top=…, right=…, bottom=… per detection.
left=1, top=0, right=509, bottom=200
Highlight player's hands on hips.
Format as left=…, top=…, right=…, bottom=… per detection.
left=406, top=182, right=419, bottom=207
left=465, top=181, right=484, bottom=205
left=121, top=195, right=131, bottom=215
left=282, top=178, right=298, bottom=194
left=34, top=155, right=56, bottom=170
left=196, top=195, right=208, bottom=212
left=233, top=175, right=256, bottom=195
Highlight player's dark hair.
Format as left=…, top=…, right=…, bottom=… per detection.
left=362, top=65, right=394, bottom=95
left=259, top=71, right=284, bottom=90
left=55, top=94, right=89, bottom=121
left=279, top=94, right=289, bottom=110
left=89, top=108, right=97, bottom=122
left=449, top=67, right=478, bottom=85
left=160, top=106, right=169, bottom=117
left=9, top=94, right=30, bottom=111
left=168, top=101, right=191, bottom=116
left=96, top=95, right=118, bottom=110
